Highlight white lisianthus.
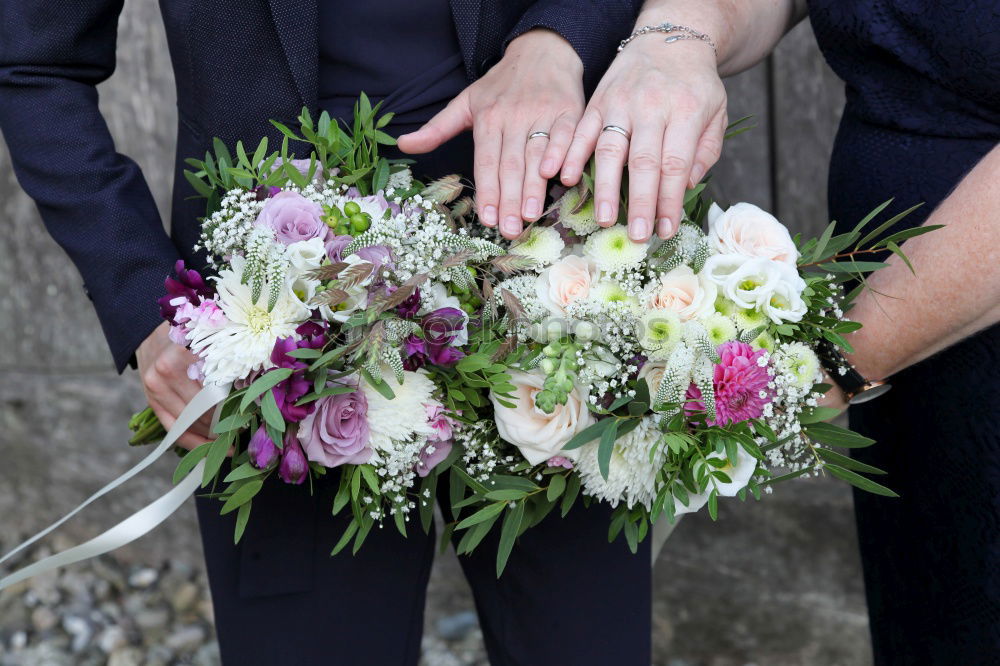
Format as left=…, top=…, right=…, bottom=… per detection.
left=638, top=310, right=683, bottom=360
left=576, top=416, right=665, bottom=509
left=557, top=187, right=599, bottom=235
left=189, top=256, right=309, bottom=385
left=707, top=202, right=799, bottom=266
left=583, top=226, right=648, bottom=272
left=703, top=312, right=738, bottom=346
left=699, top=448, right=758, bottom=497
left=645, top=265, right=717, bottom=321
left=717, top=257, right=784, bottom=310
left=490, top=370, right=595, bottom=466
left=361, top=369, right=437, bottom=452
left=284, top=237, right=327, bottom=278
left=702, top=254, right=749, bottom=289
left=674, top=489, right=710, bottom=516
left=777, top=342, right=822, bottom=389
left=760, top=275, right=808, bottom=323
left=510, top=226, right=565, bottom=266
left=535, top=254, right=599, bottom=315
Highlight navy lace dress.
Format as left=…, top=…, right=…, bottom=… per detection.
left=808, top=2, right=1000, bottom=662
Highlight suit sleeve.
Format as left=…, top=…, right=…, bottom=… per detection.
left=0, top=0, right=181, bottom=373
left=506, top=1, right=643, bottom=92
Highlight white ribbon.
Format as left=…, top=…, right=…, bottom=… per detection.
left=0, top=383, right=230, bottom=589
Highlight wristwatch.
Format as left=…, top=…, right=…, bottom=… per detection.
left=815, top=340, right=891, bottom=405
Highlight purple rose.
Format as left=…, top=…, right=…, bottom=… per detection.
left=248, top=425, right=279, bottom=469
left=256, top=191, right=328, bottom=245
left=298, top=384, right=372, bottom=468
left=279, top=434, right=308, bottom=485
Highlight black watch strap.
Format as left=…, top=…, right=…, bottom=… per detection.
left=815, top=340, right=891, bottom=405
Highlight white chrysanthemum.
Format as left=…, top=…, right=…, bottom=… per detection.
left=637, top=310, right=683, bottom=360
left=589, top=279, right=638, bottom=308
left=713, top=295, right=741, bottom=317
left=583, top=226, right=648, bottom=272
left=361, top=369, right=437, bottom=453
left=776, top=342, right=821, bottom=389
left=189, top=256, right=309, bottom=385
left=510, top=226, right=565, bottom=266
left=751, top=331, right=777, bottom=352
left=558, top=187, right=599, bottom=235
left=577, top=416, right=665, bottom=509
left=703, top=312, right=738, bottom=346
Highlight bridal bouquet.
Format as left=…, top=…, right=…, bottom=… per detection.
left=118, top=96, right=926, bottom=575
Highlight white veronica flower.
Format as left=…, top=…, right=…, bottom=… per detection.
left=509, top=226, right=565, bottom=266
left=576, top=416, right=665, bottom=509
left=189, top=256, right=309, bottom=385
left=776, top=342, right=822, bottom=389
left=583, top=226, right=648, bottom=272
left=361, top=369, right=437, bottom=453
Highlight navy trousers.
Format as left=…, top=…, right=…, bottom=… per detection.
left=196, top=471, right=651, bottom=665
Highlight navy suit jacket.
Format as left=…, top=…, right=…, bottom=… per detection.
left=0, top=0, right=639, bottom=372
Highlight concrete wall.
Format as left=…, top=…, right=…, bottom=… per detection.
left=0, top=3, right=868, bottom=664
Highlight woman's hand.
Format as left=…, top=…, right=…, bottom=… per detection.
left=558, top=38, right=727, bottom=242
left=136, top=321, right=214, bottom=450
left=397, top=29, right=585, bottom=239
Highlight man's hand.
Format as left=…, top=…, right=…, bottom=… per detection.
left=136, top=321, right=214, bottom=450
left=397, top=29, right=585, bottom=239
left=560, top=38, right=727, bottom=242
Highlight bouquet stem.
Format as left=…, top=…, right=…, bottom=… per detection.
left=128, top=407, right=166, bottom=446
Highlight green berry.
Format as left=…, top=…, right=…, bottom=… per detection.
left=350, top=214, right=370, bottom=233
left=343, top=201, right=362, bottom=217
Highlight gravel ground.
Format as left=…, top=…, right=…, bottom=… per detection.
left=0, top=539, right=487, bottom=666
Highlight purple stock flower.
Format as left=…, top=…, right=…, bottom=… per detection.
left=394, top=286, right=422, bottom=318
left=279, top=434, right=308, bottom=485
left=402, top=307, right=468, bottom=369
left=269, top=327, right=328, bottom=423
left=253, top=184, right=282, bottom=201
left=158, top=261, right=212, bottom=320
left=298, top=384, right=372, bottom=468
left=428, top=345, right=465, bottom=366
left=248, top=425, right=279, bottom=469
left=422, top=307, right=466, bottom=347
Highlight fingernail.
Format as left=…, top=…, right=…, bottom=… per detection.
left=690, top=164, right=705, bottom=185
left=501, top=215, right=521, bottom=237
left=657, top=218, right=673, bottom=239
left=629, top=218, right=650, bottom=241
left=541, top=159, right=556, bottom=175
left=482, top=205, right=498, bottom=226
left=598, top=202, right=613, bottom=224
left=524, top=198, right=541, bottom=219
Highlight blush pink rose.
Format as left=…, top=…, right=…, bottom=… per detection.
left=707, top=202, right=798, bottom=266
left=535, top=254, right=599, bottom=315
left=647, top=265, right=716, bottom=321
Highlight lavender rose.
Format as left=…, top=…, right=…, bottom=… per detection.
left=298, top=383, right=372, bottom=468
left=256, top=191, right=328, bottom=245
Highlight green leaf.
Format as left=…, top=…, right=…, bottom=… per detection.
left=856, top=202, right=924, bottom=248
left=562, top=418, right=615, bottom=451
left=886, top=241, right=915, bottom=275
left=360, top=465, right=380, bottom=493
left=223, top=461, right=264, bottom=483
left=260, top=390, right=286, bottom=433
left=798, top=406, right=843, bottom=424
left=183, top=170, right=214, bottom=197
left=546, top=474, right=566, bottom=502
left=220, top=479, right=264, bottom=515
left=811, top=221, right=837, bottom=262
left=819, top=260, right=889, bottom=273
left=707, top=489, right=719, bottom=520
left=456, top=502, right=505, bottom=530
left=496, top=502, right=525, bottom=577
left=201, top=431, right=235, bottom=487
left=239, top=368, right=293, bottom=412
left=212, top=411, right=253, bottom=434
left=173, top=442, right=212, bottom=485
left=851, top=199, right=894, bottom=234
left=234, top=501, right=252, bottom=544
left=873, top=223, right=944, bottom=249
left=825, top=464, right=898, bottom=497
left=598, top=419, right=620, bottom=481
left=484, top=489, right=527, bottom=502
left=560, top=473, right=581, bottom=517
left=331, top=520, right=360, bottom=556
left=361, top=368, right=395, bottom=400
left=803, top=422, right=876, bottom=448
left=816, top=448, right=886, bottom=475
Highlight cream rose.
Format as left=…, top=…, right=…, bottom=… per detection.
left=646, top=265, right=717, bottom=321
left=638, top=361, right=667, bottom=396
left=535, top=254, right=599, bottom=315
left=490, top=370, right=595, bottom=466
left=708, top=202, right=798, bottom=266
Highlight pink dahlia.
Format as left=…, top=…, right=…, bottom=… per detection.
left=686, top=341, right=772, bottom=426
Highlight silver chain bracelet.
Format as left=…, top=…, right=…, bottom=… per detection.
left=617, top=22, right=718, bottom=56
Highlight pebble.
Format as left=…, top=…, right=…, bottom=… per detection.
left=169, top=581, right=200, bottom=614
left=107, top=646, right=144, bottom=666
left=30, top=606, right=58, bottom=632
left=62, top=615, right=93, bottom=652
left=165, top=625, right=206, bottom=653
left=127, top=568, right=158, bottom=589
left=96, top=625, right=127, bottom=654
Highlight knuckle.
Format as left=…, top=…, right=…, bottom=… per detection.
left=595, top=142, right=626, bottom=161
left=660, top=155, right=690, bottom=178
left=152, top=356, right=174, bottom=379
left=701, top=136, right=723, bottom=160
left=500, top=156, right=524, bottom=173
left=628, top=152, right=661, bottom=172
